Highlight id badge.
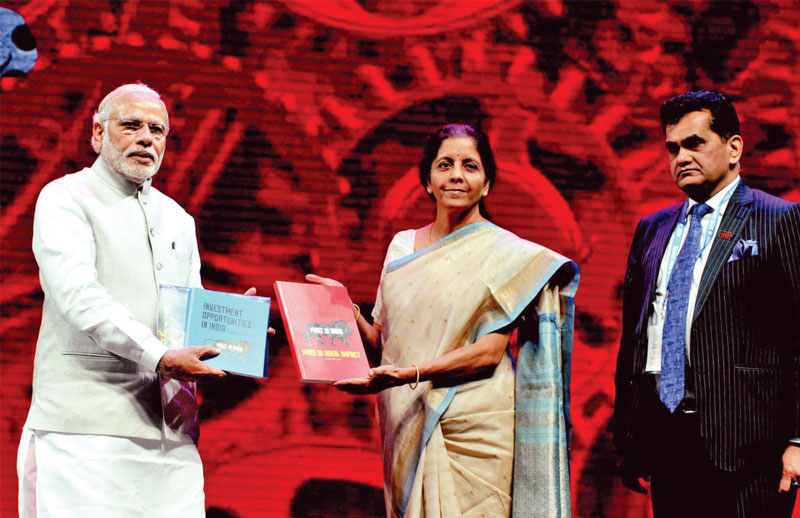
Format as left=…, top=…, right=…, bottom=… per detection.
left=645, top=324, right=662, bottom=373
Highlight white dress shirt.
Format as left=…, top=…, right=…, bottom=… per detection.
left=646, top=176, right=740, bottom=371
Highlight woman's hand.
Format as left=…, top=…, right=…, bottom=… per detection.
left=306, top=272, right=382, bottom=351
left=333, top=364, right=413, bottom=394
left=305, top=273, right=343, bottom=287
left=243, top=287, right=276, bottom=335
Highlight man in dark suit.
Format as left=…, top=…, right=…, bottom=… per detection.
left=613, top=90, right=799, bottom=517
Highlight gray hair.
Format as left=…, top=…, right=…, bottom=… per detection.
left=90, top=82, right=169, bottom=153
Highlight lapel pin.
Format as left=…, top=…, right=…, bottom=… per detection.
left=718, top=231, right=732, bottom=240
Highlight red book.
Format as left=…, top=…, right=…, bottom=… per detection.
left=273, top=281, right=371, bottom=383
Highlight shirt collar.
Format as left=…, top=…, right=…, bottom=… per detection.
left=91, top=157, right=151, bottom=196
left=681, top=175, right=740, bottom=223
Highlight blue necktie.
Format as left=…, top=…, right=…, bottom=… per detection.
left=660, top=202, right=712, bottom=412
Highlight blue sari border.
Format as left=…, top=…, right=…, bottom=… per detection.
left=385, top=222, right=498, bottom=274
left=398, top=385, right=459, bottom=514
left=475, top=259, right=579, bottom=340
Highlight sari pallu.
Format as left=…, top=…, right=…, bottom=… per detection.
left=376, top=222, right=579, bottom=518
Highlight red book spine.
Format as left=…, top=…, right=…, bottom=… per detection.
left=273, top=281, right=307, bottom=381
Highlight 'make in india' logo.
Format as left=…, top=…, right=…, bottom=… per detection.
left=305, top=321, right=354, bottom=347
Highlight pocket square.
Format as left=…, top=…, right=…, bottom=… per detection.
left=728, top=238, right=758, bottom=262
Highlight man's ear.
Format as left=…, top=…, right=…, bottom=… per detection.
left=728, top=134, right=743, bottom=167
left=92, top=121, right=105, bottom=152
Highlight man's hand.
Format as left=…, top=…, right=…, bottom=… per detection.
left=779, top=445, right=800, bottom=492
left=156, top=346, right=227, bottom=381
left=619, top=458, right=650, bottom=495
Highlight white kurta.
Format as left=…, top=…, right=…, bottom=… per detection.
left=18, top=157, right=204, bottom=516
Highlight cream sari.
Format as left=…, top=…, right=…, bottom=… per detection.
left=374, top=222, right=578, bottom=518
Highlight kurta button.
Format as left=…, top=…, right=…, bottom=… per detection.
left=149, top=227, right=155, bottom=236
left=156, top=263, right=162, bottom=270
left=142, top=199, right=148, bottom=204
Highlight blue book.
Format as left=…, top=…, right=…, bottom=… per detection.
left=157, top=285, right=270, bottom=378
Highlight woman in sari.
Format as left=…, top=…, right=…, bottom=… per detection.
left=308, top=124, right=578, bottom=518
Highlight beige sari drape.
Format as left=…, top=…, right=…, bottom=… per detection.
left=375, top=223, right=578, bottom=518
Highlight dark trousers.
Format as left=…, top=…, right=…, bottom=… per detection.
left=649, top=410, right=796, bottom=518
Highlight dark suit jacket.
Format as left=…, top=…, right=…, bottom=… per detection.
left=613, top=182, right=800, bottom=472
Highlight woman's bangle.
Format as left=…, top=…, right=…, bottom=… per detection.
left=352, top=303, right=361, bottom=321
left=409, top=364, right=420, bottom=390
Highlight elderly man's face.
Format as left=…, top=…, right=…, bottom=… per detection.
left=93, top=93, right=168, bottom=183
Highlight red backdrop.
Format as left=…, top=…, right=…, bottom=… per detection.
left=1, top=1, right=798, bottom=517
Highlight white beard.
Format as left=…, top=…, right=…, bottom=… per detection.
left=100, top=132, right=162, bottom=183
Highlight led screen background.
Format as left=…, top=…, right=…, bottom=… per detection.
left=1, top=1, right=798, bottom=517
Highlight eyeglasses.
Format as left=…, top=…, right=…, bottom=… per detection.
left=104, top=118, right=168, bottom=139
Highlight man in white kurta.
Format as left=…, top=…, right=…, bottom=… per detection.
left=17, top=83, right=229, bottom=517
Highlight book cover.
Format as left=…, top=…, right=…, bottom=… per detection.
left=158, top=285, right=270, bottom=378
left=273, top=281, right=370, bottom=383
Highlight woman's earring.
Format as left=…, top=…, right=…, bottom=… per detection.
left=427, top=187, right=432, bottom=193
